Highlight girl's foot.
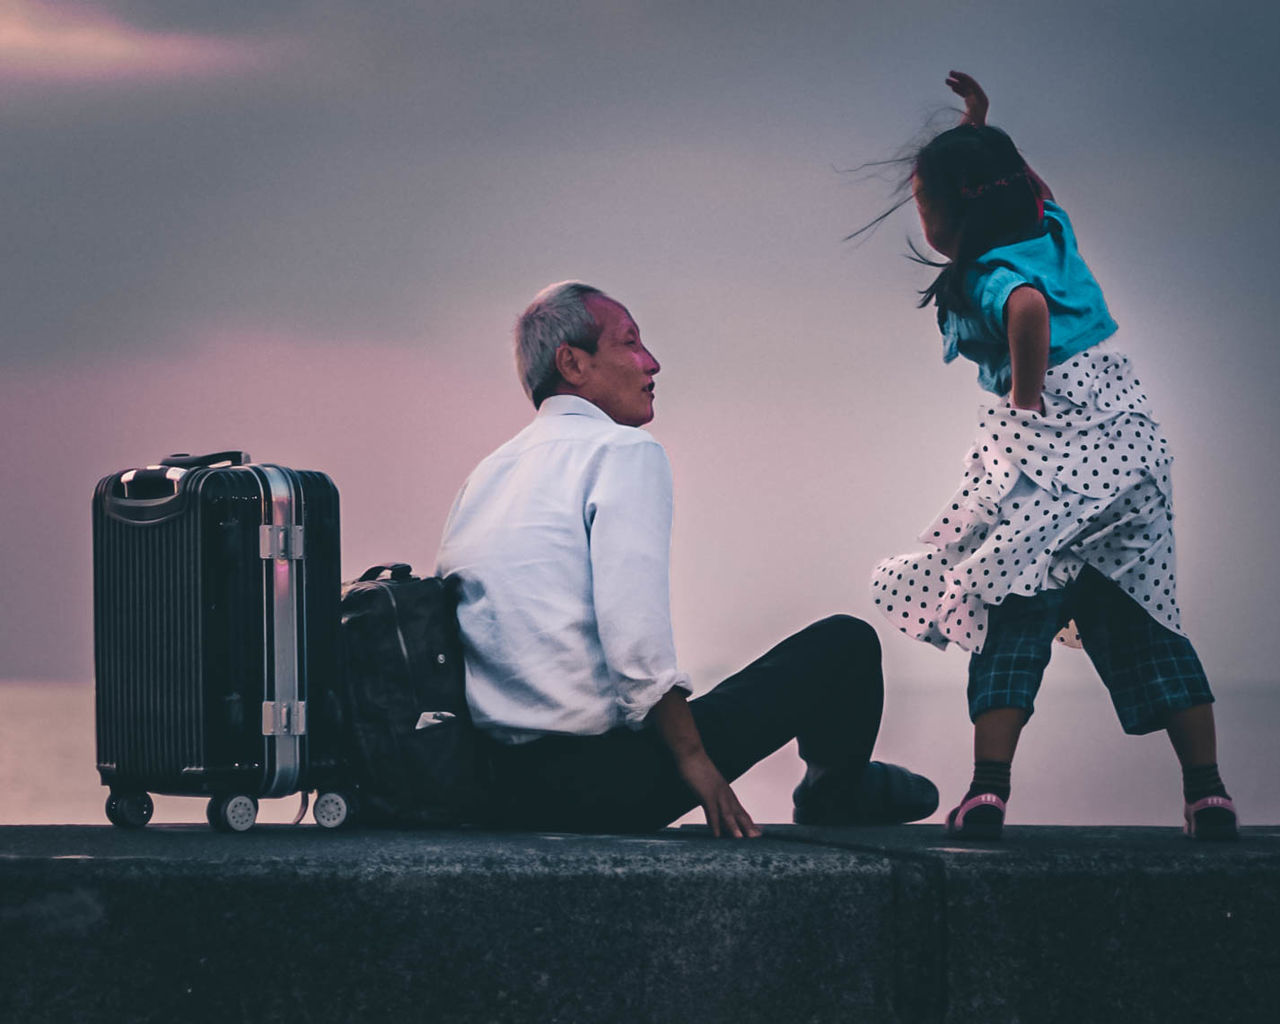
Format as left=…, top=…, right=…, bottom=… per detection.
left=1184, top=795, right=1239, bottom=841
left=944, top=791, right=1005, bottom=840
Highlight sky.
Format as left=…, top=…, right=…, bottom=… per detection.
left=2, top=1, right=1279, bottom=715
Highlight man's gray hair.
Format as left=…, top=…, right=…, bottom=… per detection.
left=515, top=281, right=607, bottom=407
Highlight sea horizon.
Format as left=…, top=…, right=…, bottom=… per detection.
left=4, top=676, right=1275, bottom=830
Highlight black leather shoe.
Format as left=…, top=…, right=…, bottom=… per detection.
left=793, top=761, right=939, bottom=825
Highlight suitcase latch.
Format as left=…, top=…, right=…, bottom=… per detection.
left=259, top=524, right=305, bottom=560
left=262, top=700, right=308, bottom=736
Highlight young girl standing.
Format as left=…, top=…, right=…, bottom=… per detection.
left=869, top=71, right=1237, bottom=841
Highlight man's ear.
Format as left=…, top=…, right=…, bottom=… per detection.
left=554, top=343, right=590, bottom=387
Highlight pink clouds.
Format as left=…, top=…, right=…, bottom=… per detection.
left=0, top=0, right=287, bottom=82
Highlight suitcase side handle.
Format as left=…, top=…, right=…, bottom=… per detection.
left=161, top=451, right=250, bottom=469
left=358, top=563, right=414, bottom=582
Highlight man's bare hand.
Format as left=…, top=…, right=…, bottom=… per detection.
left=647, top=687, right=760, bottom=838
left=677, top=751, right=761, bottom=839
left=946, top=70, right=988, bottom=126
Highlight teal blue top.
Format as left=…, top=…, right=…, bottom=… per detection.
left=939, top=200, right=1118, bottom=395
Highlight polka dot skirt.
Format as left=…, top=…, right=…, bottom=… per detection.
left=871, top=343, right=1184, bottom=654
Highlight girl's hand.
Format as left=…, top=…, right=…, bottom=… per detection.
left=946, top=70, right=989, bottom=126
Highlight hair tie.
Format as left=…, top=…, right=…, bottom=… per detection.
left=960, top=170, right=1030, bottom=200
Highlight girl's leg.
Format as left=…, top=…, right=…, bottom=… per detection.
left=1164, top=703, right=1217, bottom=767
left=1069, top=567, right=1236, bottom=839
left=1165, top=703, right=1236, bottom=837
left=974, top=707, right=1030, bottom=763
left=951, top=589, right=1070, bottom=838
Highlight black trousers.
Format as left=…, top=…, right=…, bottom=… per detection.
left=485, top=615, right=885, bottom=832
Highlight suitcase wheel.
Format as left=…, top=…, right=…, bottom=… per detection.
left=105, top=791, right=154, bottom=829
left=313, top=789, right=359, bottom=830
left=207, top=794, right=259, bottom=833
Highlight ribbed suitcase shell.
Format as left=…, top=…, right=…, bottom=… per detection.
left=93, top=457, right=341, bottom=816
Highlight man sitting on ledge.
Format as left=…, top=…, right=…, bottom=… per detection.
left=436, top=281, right=937, bottom=836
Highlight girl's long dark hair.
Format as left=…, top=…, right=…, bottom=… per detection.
left=850, top=124, right=1043, bottom=319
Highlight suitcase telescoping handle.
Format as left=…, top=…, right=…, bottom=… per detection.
left=358, top=563, right=414, bottom=582
left=161, top=451, right=250, bottom=469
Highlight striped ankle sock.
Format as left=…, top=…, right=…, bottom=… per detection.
left=1183, top=763, right=1228, bottom=803
left=966, top=760, right=1011, bottom=803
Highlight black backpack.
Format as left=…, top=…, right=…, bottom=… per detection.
left=338, top=564, right=493, bottom=826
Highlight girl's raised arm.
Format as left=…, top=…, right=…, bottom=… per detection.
left=945, top=70, right=1055, bottom=202
left=946, top=70, right=989, bottom=126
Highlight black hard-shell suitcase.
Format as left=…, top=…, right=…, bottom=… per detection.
left=92, top=451, right=351, bottom=831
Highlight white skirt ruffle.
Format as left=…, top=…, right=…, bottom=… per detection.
left=871, top=343, right=1183, bottom=654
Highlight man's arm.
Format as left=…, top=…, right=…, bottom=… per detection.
left=587, top=439, right=759, bottom=837
left=1006, top=285, right=1050, bottom=411
left=647, top=688, right=761, bottom=839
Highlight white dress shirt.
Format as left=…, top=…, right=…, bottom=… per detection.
left=436, top=395, right=692, bottom=743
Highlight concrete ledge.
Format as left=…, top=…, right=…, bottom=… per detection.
left=2, top=825, right=1278, bottom=1023
left=790, top=825, right=1280, bottom=1023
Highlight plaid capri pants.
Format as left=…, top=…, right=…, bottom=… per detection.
left=967, top=565, right=1214, bottom=735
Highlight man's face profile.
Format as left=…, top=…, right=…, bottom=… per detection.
left=564, top=295, right=661, bottom=427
